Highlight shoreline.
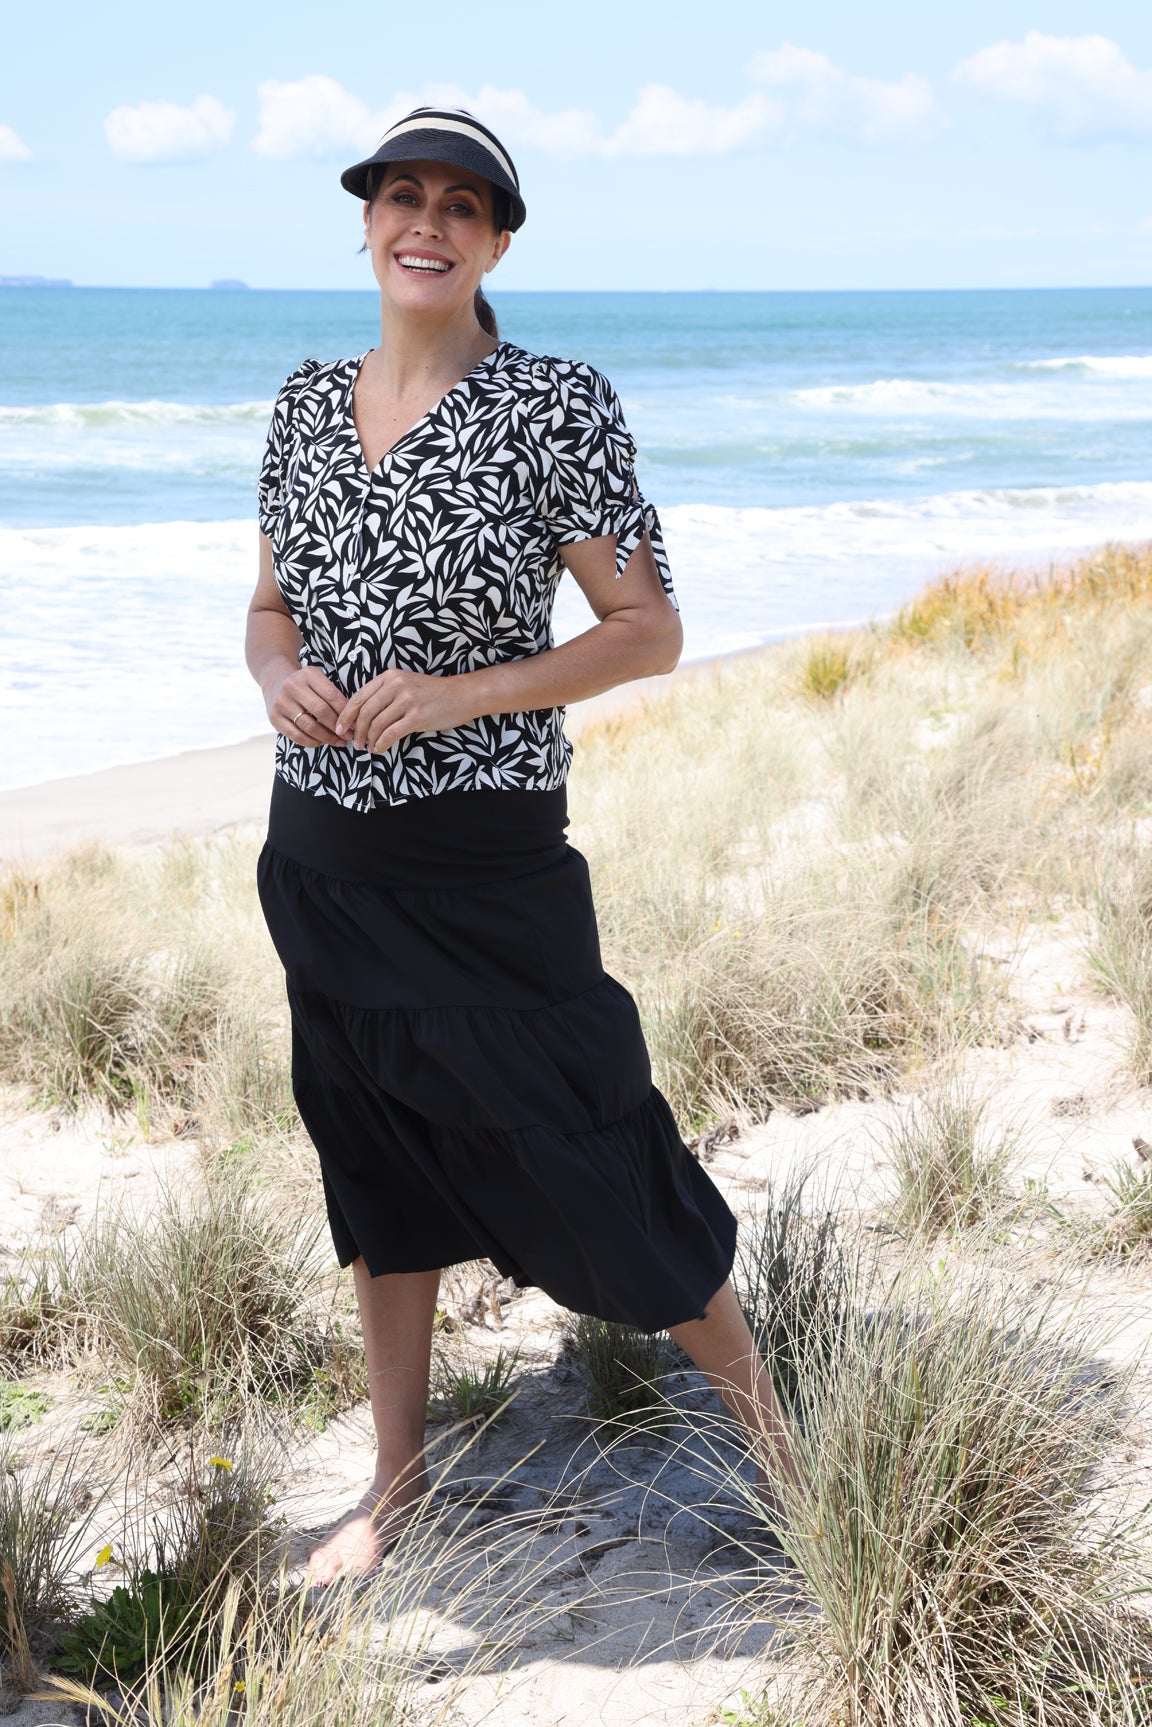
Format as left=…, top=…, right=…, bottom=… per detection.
left=0, top=648, right=779, bottom=862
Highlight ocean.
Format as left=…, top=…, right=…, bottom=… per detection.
left=3, top=285, right=1151, bottom=790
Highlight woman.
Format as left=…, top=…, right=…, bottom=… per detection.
left=247, top=105, right=800, bottom=1586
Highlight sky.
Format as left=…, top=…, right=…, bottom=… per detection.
left=2, top=0, right=1152, bottom=292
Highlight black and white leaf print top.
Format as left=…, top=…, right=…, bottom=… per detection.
left=258, top=340, right=677, bottom=811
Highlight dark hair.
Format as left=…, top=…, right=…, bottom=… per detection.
left=362, top=170, right=511, bottom=339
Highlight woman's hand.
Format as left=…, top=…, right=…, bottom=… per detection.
left=264, top=665, right=350, bottom=747
left=335, top=669, right=477, bottom=753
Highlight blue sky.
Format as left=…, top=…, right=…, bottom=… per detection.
left=3, top=0, right=1152, bottom=291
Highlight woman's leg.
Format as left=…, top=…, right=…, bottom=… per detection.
left=306, top=1260, right=441, bottom=1585
left=667, top=1276, right=804, bottom=1513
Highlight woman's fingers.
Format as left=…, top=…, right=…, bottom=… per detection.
left=341, top=681, right=404, bottom=749
left=273, top=677, right=347, bottom=746
left=291, top=708, right=343, bottom=746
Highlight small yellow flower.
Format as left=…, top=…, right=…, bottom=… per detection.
left=208, top=1456, right=234, bottom=1471
left=233, top=1680, right=246, bottom=1693
left=95, top=1543, right=114, bottom=1569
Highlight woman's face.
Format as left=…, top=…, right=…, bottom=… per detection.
left=364, top=159, right=510, bottom=317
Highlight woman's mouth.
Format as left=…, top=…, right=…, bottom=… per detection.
left=395, top=253, right=454, bottom=275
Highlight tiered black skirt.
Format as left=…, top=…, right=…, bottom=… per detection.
left=257, top=776, right=736, bottom=1333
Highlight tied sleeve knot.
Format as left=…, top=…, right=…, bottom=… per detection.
left=537, top=359, right=677, bottom=608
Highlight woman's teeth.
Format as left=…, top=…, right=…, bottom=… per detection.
left=397, top=255, right=452, bottom=273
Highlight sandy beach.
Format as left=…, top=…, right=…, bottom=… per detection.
left=6, top=547, right=1152, bottom=1724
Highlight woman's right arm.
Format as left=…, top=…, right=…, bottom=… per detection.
left=245, top=531, right=348, bottom=748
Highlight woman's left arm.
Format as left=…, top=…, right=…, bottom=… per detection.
left=334, top=533, right=682, bottom=754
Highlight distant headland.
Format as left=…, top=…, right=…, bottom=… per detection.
left=0, top=275, right=73, bottom=288
left=209, top=278, right=249, bottom=290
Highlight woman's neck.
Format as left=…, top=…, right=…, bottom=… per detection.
left=371, top=304, right=496, bottom=399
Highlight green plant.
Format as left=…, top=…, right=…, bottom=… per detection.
left=56, top=1567, right=205, bottom=1687
left=55, top=1446, right=282, bottom=1691
left=430, top=1345, right=520, bottom=1429
left=562, top=1316, right=675, bottom=1430
left=1097, top=1157, right=1152, bottom=1254
left=0, top=1385, right=52, bottom=1431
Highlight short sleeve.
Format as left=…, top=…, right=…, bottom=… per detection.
left=257, top=359, right=321, bottom=537
left=539, top=361, right=677, bottom=609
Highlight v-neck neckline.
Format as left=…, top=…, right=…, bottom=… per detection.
left=347, top=341, right=507, bottom=480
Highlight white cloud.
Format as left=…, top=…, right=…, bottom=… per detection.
left=104, top=94, right=234, bottom=164
left=748, top=45, right=940, bottom=145
left=0, top=123, right=31, bottom=162
left=249, top=55, right=941, bottom=167
left=251, top=76, right=600, bottom=162
left=602, top=85, right=776, bottom=156
left=953, top=32, right=1152, bottom=142
left=252, top=75, right=384, bottom=159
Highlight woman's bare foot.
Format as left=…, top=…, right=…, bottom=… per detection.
left=306, top=1468, right=431, bottom=1586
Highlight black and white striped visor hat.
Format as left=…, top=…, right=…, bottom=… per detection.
left=340, top=107, right=526, bottom=231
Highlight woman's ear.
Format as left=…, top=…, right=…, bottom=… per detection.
left=485, top=230, right=512, bottom=274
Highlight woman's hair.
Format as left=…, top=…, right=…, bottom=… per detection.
left=364, top=170, right=511, bottom=339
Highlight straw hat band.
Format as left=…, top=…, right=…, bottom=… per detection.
left=374, top=114, right=518, bottom=189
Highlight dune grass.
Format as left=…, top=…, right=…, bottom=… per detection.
left=0, top=1441, right=92, bottom=1687
left=561, top=1314, right=677, bottom=1430
left=704, top=1250, right=1152, bottom=1727
left=5, top=541, right=1152, bottom=1719
left=732, top=1164, right=852, bottom=1409
left=3, top=1180, right=364, bottom=1427
left=882, top=1072, right=1020, bottom=1237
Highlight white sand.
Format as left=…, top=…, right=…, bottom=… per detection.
left=5, top=909, right=1152, bottom=1726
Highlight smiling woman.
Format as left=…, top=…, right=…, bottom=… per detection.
left=244, top=103, right=804, bottom=1588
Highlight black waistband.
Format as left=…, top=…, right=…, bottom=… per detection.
left=265, top=774, right=571, bottom=887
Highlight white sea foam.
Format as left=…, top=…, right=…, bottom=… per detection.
left=6, top=480, right=1152, bottom=792
left=791, top=368, right=1152, bottom=418
left=0, top=398, right=273, bottom=427
left=1025, top=355, right=1152, bottom=379
left=793, top=378, right=1000, bottom=410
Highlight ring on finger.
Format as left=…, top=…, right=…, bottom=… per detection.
left=291, top=709, right=308, bottom=726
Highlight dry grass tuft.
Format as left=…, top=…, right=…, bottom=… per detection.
left=882, top=1073, right=1020, bottom=1236
left=793, top=632, right=873, bottom=701
left=561, top=1315, right=676, bottom=1430
left=1087, top=841, right=1152, bottom=1085
left=891, top=540, right=1152, bottom=653
left=31, top=1179, right=359, bottom=1425
left=724, top=1256, right=1152, bottom=1725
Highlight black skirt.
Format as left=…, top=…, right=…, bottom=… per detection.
left=256, top=776, right=737, bottom=1333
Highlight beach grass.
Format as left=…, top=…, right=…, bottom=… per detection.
left=7, top=1179, right=364, bottom=1427
left=4, top=540, right=1152, bottom=1719
left=561, top=1314, right=677, bottom=1429
left=881, top=1070, right=1020, bottom=1236
left=708, top=1252, right=1152, bottom=1726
